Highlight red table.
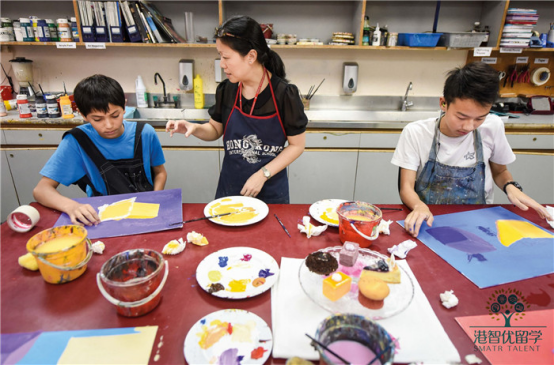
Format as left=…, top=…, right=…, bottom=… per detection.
left=2, top=203, right=553, bottom=364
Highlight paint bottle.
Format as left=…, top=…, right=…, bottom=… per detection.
left=19, top=18, right=34, bottom=42
left=17, top=94, right=32, bottom=118
left=57, top=19, right=72, bottom=42
left=60, top=95, right=74, bottom=119
left=70, top=17, right=79, bottom=42
left=13, top=20, right=23, bottom=42
left=46, top=19, right=58, bottom=42
left=36, top=96, right=48, bottom=118
left=0, top=18, right=15, bottom=42
left=0, top=96, right=8, bottom=117
left=193, top=74, right=204, bottom=109
left=36, top=19, right=51, bottom=42
left=372, top=23, right=381, bottom=46
left=46, top=94, right=60, bottom=118
left=4, top=99, right=17, bottom=111
left=30, top=16, right=39, bottom=41
left=136, top=75, right=148, bottom=108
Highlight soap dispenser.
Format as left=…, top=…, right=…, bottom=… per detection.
left=179, top=59, right=194, bottom=91
left=343, top=62, right=358, bottom=94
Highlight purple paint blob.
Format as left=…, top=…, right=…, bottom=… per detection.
left=218, top=256, right=229, bottom=268
left=427, top=227, right=497, bottom=254
left=258, top=269, right=274, bottom=278
left=218, top=348, right=242, bottom=365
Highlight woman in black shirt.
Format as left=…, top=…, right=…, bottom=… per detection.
left=166, top=15, right=307, bottom=203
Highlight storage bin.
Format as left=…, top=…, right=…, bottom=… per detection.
left=437, top=32, right=487, bottom=48
left=398, top=33, right=442, bottom=47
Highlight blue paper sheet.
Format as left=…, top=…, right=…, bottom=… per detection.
left=398, top=206, right=554, bottom=288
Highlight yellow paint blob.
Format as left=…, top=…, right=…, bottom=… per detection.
left=34, top=234, right=82, bottom=254
left=208, top=270, right=222, bottom=282
left=321, top=207, right=339, bottom=225
left=496, top=220, right=554, bottom=247
left=228, top=279, right=250, bottom=292
left=128, top=202, right=160, bottom=219
left=209, top=202, right=258, bottom=223
left=196, top=320, right=230, bottom=350
left=346, top=214, right=378, bottom=221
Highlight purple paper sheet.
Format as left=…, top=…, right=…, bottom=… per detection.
left=1, top=331, right=42, bottom=365
left=53, top=189, right=183, bottom=239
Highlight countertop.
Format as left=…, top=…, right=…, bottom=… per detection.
left=1, top=109, right=553, bottom=130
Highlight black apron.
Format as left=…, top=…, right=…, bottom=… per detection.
left=63, top=122, right=154, bottom=196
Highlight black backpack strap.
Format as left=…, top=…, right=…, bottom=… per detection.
left=63, top=128, right=110, bottom=167
left=134, top=122, right=146, bottom=161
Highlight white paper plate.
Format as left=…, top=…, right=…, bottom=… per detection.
left=184, top=309, right=273, bottom=365
left=204, top=196, right=269, bottom=227
left=196, top=247, right=280, bottom=299
left=309, top=199, right=348, bottom=227
left=299, top=246, right=414, bottom=320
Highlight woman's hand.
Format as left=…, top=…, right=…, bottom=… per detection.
left=166, top=119, right=197, bottom=137
left=506, top=185, right=553, bottom=221
left=63, top=201, right=100, bottom=226
left=404, top=203, right=434, bottom=237
left=240, top=170, right=267, bottom=198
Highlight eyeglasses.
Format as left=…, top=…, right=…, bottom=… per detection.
left=214, top=27, right=249, bottom=43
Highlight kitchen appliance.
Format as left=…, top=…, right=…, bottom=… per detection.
left=179, top=59, right=193, bottom=91
left=9, top=57, right=34, bottom=98
left=343, top=62, right=358, bottom=94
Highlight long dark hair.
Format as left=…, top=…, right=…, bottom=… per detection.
left=216, top=15, right=287, bottom=82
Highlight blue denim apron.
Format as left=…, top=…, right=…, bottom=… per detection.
left=415, top=118, right=486, bottom=204
left=215, top=69, right=289, bottom=203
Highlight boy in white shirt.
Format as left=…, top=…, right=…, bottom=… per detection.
left=392, top=62, right=551, bottom=237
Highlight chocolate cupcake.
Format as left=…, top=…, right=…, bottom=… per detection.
left=305, top=251, right=338, bottom=275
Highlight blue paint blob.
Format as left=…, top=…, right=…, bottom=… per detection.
left=218, top=256, right=229, bottom=268
left=258, top=269, right=274, bottom=278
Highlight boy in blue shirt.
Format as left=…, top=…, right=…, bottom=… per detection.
left=392, top=62, right=551, bottom=237
left=33, top=74, right=167, bottom=226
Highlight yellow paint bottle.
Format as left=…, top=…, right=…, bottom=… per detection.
left=193, top=74, right=204, bottom=109
left=60, top=95, right=74, bottom=119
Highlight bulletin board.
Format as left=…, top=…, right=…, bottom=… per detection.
left=467, top=50, right=554, bottom=98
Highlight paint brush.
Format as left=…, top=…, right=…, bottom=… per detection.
left=168, top=212, right=234, bottom=226
left=63, top=81, right=67, bottom=95
left=379, top=207, right=403, bottom=211
left=308, top=78, right=325, bottom=100
left=38, top=83, right=45, bottom=97
left=274, top=214, right=291, bottom=238
left=305, top=334, right=350, bottom=365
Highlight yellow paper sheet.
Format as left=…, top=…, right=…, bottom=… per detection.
left=98, top=198, right=135, bottom=221
left=57, top=326, right=158, bottom=365
left=496, top=220, right=554, bottom=247
left=128, top=202, right=160, bottom=219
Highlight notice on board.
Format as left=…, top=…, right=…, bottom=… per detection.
left=85, top=43, right=106, bottom=49
left=534, top=58, right=549, bottom=64
left=474, top=48, right=492, bottom=57
left=500, top=47, right=523, bottom=54
left=481, top=57, right=497, bottom=64
left=56, top=42, right=76, bottom=49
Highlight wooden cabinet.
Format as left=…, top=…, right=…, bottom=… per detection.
left=3, top=0, right=548, bottom=52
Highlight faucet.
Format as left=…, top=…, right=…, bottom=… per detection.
left=401, top=81, right=414, bottom=111
left=154, top=72, right=168, bottom=106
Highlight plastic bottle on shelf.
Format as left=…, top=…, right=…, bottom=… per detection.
left=193, top=74, right=204, bottom=109
left=372, top=22, right=381, bottom=46
left=362, top=16, right=370, bottom=46
left=13, top=20, right=23, bottom=42
left=35, top=96, right=48, bottom=118
left=19, top=18, right=34, bottom=42
left=30, top=16, right=39, bottom=41
left=135, top=75, right=148, bottom=108
left=57, top=19, right=72, bottom=42
left=60, top=95, right=74, bottom=119
left=16, top=94, right=32, bottom=118
left=46, top=94, right=60, bottom=118
left=481, top=25, right=490, bottom=46
left=0, top=18, right=15, bottom=42
left=472, top=21, right=482, bottom=33
left=36, top=19, right=51, bottom=42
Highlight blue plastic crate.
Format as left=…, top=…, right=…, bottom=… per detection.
left=398, top=33, right=443, bottom=47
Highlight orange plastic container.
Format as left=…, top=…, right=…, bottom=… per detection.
left=337, top=201, right=382, bottom=247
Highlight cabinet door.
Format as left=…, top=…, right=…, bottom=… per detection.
left=493, top=153, right=554, bottom=204
left=162, top=149, right=220, bottom=204
left=355, top=151, right=401, bottom=204
left=6, top=149, right=86, bottom=206
left=1, top=151, right=20, bottom=221
left=289, top=151, right=358, bottom=203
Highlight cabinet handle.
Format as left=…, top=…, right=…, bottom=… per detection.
left=323, top=136, right=327, bottom=140
left=38, top=133, right=43, bottom=138
left=533, top=137, right=537, bottom=141
left=9, top=154, right=14, bottom=158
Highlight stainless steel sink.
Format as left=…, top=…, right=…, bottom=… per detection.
left=129, top=108, right=187, bottom=121
left=305, top=110, right=440, bottom=123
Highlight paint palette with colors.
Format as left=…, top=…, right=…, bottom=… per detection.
left=184, top=309, right=273, bottom=365
left=299, top=246, right=414, bottom=320
left=196, top=247, right=279, bottom=299
left=204, top=196, right=269, bottom=226
left=309, top=199, right=348, bottom=227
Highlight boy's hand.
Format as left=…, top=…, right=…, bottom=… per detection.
left=64, top=202, right=100, bottom=226
left=506, top=186, right=553, bottom=221
left=166, top=120, right=196, bottom=137
left=240, top=170, right=267, bottom=198
left=404, top=203, right=434, bottom=237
